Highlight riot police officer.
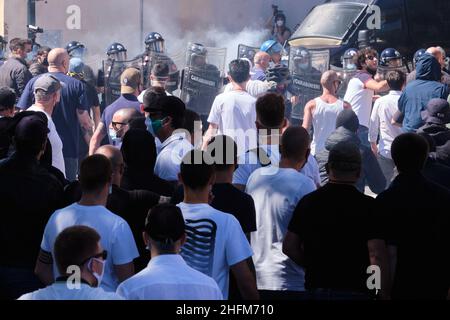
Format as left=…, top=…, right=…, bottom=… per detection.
left=377, top=48, right=405, bottom=82
left=288, top=47, right=323, bottom=126
left=65, top=41, right=96, bottom=88
left=180, top=43, right=222, bottom=130
left=107, top=42, right=127, bottom=62
left=337, top=48, right=358, bottom=96
left=138, top=32, right=179, bottom=93
left=260, top=40, right=284, bottom=65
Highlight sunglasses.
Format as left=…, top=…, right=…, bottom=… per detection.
left=80, top=250, right=108, bottom=266
left=366, top=55, right=378, bottom=61
left=111, top=121, right=128, bottom=131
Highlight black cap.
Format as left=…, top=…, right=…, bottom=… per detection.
left=422, top=98, right=450, bottom=125
left=336, top=109, right=360, bottom=132
left=145, top=204, right=185, bottom=243
left=14, top=113, right=49, bottom=142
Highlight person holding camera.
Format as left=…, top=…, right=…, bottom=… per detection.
left=265, top=5, right=291, bottom=46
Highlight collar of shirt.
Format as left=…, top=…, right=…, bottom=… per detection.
left=388, top=90, right=402, bottom=96
left=160, top=132, right=189, bottom=151
left=121, top=94, right=138, bottom=101
left=147, top=254, right=186, bottom=268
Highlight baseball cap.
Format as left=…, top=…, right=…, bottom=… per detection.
left=421, top=98, right=450, bottom=125
left=14, top=113, right=49, bottom=143
left=34, top=74, right=62, bottom=95
left=120, top=68, right=141, bottom=94
left=145, top=204, right=185, bottom=243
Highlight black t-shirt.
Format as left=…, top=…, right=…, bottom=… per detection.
left=288, top=183, right=383, bottom=293
left=82, top=80, right=100, bottom=107
left=121, top=167, right=175, bottom=197
left=376, top=174, right=450, bottom=300
left=107, top=185, right=161, bottom=272
left=171, top=183, right=257, bottom=234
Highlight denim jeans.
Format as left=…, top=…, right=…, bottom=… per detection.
left=377, top=154, right=397, bottom=189
left=357, top=125, right=370, bottom=149
left=64, top=157, right=79, bottom=182
left=0, top=266, right=44, bottom=300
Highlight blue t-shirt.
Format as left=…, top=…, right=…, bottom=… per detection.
left=101, top=94, right=141, bottom=128
left=17, top=72, right=90, bottom=158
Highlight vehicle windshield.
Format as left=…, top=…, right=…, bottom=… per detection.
left=292, top=3, right=365, bottom=40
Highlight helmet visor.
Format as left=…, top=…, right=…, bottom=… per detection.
left=147, top=40, right=165, bottom=54
left=385, top=57, right=402, bottom=68
left=110, top=51, right=127, bottom=61
left=71, top=47, right=87, bottom=58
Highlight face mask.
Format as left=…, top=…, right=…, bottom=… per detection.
left=145, top=117, right=166, bottom=136
left=26, top=52, right=34, bottom=63
left=88, top=258, right=105, bottom=287
left=276, top=20, right=284, bottom=27
left=299, top=63, right=309, bottom=71
left=109, top=184, right=113, bottom=195
left=108, top=128, right=122, bottom=149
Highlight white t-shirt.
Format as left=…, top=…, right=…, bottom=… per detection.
left=343, top=71, right=374, bottom=128
left=177, top=202, right=253, bottom=299
left=137, top=88, right=171, bottom=103
left=117, top=254, right=223, bottom=300
left=223, top=80, right=270, bottom=98
left=154, top=132, right=193, bottom=182
left=368, top=91, right=404, bottom=159
left=28, top=106, right=66, bottom=177
left=246, top=167, right=316, bottom=291
left=18, top=283, right=123, bottom=300
left=40, top=203, right=139, bottom=292
left=207, top=90, right=257, bottom=155
left=233, top=144, right=321, bottom=187
left=311, top=98, right=345, bottom=156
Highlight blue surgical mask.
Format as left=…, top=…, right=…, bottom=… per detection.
left=26, top=52, right=34, bottom=63
left=108, top=128, right=122, bottom=149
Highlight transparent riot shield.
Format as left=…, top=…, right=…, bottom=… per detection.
left=288, top=48, right=329, bottom=122
left=180, top=44, right=227, bottom=118
left=143, top=52, right=180, bottom=94
left=103, top=57, right=143, bottom=107
left=237, top=44, right=259, bottom=62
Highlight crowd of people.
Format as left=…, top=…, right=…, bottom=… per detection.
left=0, top=31, right=449, bottom=302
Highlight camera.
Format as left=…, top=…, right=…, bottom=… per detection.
left=27, top=25, right=44, bottom=33
left=272, top=4, right=279, bottom=16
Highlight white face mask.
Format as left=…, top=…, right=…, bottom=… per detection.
left=108, top=128, right=122, bottom=149
left=276, top=20, right=284, bottom=27
left=88, top=258, right=105, bottom=287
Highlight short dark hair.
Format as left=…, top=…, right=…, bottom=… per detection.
left=228, top=59, right=250, bottom=84
left=145, top=204, right=185, bottom=253
left=386, top=70, right=406, bottom=91
left=37, top=46, right=52, bottom=56
left=391, top=133, right=429, bottom=174
left=54, top=225, right=100, bottom=275
left=280, top=127, right=310, bottom=162
left=9, top=38, right=31, bottom=52
left=256, top=93, right=285, bottom=128
left=207, top=135, right=238, bottom=172
left=355, top=47, right=378, bottom=70
left=327, top=141, right=362, bottom=177
left=143, top=87, right=167, bottom=111
left=79, top=155, right=112, bottom=193
left=151, top=63, right=169, bottom=78
left=183, top=109, right=201, bottom=135
left=180, top=150, right=215, bottom=190
left=0, top=87, right=16, bottom=111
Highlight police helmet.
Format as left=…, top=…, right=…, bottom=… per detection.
left=188, top=43, right=207, bottom=67
left=293, top=47, right=311, bottom=71
left=145, top=32, right=165, bottom=53
left=413, top=48, right=426, bottom=66
left=65, top=41, right=86, bottom=58
left=342, top=48, right=358, bottom=70
left=380, top=48, right=403, bottom=68
left=107, top=43, right=127, bottom=61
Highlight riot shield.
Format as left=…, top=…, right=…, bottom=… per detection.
left=180, top=44, right=227, bottom=118
left=237, top=44, right=259, bottom=62
left=288, top=48, right=329, bottom=122
left=103, top=57, right=143, bottom=107
left=143, top=52, right=180, bottom=94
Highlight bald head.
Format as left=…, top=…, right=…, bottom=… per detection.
left=254, top=51, right=271, bottom=70
left=48, top=48, right=70, bottom=73
left=321, top=70, right=339, bottom=92
left=112, top=108, right=141, bottom=124
left=95, top=145, right=124, bottom=186
left=427, top=46, right=446, bottom=68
